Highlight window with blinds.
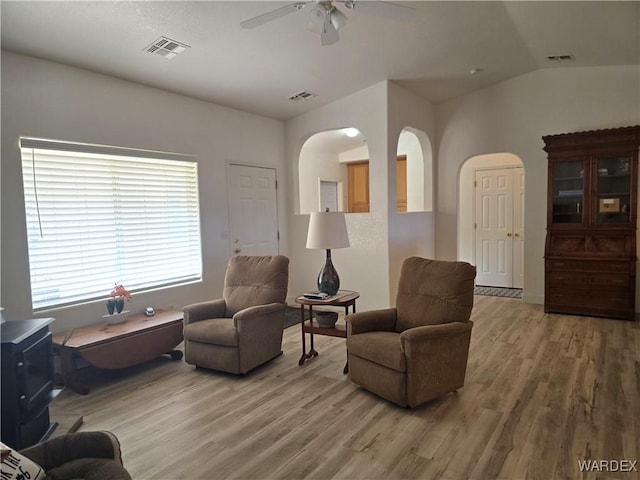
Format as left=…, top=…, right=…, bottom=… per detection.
left=20, top=137, right=202, bottom=311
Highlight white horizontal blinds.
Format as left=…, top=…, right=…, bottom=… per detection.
left=20, top=137, right=202, bottom=310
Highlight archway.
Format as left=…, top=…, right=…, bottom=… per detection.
left=298, top=128, right=370, bottom=214
left=396, top=127, right=432, bottom=212
left=458, top=153, right=525, bottom=289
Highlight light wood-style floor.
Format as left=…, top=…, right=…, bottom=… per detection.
left=53, top=296, right=640, bottom=480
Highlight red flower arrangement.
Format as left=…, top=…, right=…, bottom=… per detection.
left=110, top=283, right=131, bottom=300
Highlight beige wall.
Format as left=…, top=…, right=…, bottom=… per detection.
left=3, top=52, right=638, bottom=324
left=285, top=83, right=391, bottom=311
left=436, top=66, right=640, bottom=306
left=387, top=82, right=436, bottom=303
left=298, top=147, right=348, bottom=214
left=1, top=51, right=287, bottom=332
left=285, top=81, right=437, bottom=309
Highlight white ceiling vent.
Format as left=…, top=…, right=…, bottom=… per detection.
left=288, top=91, right=318, bottom=102
left=144, top=37, right=190, bottom=60
left=546, top=54, right=575, bottom=62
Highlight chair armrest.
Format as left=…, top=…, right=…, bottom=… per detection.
left=233, top=303, right=286, bottom=331
left=346, top=308, right=397, bottom=336
left=183, top=299, right=227, bottom=325
left=400, top=321, right=473, bottom=353
left=20, top=431, right=125, bottom=470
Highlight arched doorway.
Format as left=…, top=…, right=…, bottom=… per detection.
left=298, top=128, right=369, bottom=214
left=459, top=153, right=525, bottom=289
left=396, top=127, right=432, bottom=212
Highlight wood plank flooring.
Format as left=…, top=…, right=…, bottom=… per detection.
left=53, top=296, right=640, bottom=480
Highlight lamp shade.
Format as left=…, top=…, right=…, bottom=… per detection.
left=306, top=211, right=350, bottom=250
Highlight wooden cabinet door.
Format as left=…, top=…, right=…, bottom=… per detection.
left=397, top=155, right=407, bottom=212
left=348, top=161, right=369, bottom=213
left=347, top=158, right=407, bottom=213
left=593, top=154, right=635, bottom=226
left=549, top=157, right=587, bottom=226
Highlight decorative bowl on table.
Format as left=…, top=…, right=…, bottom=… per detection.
left=103, top=310, right=129, bottom=325
left=315, top=311, right=338, bottom=328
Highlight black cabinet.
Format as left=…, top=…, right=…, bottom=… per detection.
left=1, top=317, right=57, bottom=449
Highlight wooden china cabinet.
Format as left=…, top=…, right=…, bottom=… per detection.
left=543, top=126, right=640, bottom=320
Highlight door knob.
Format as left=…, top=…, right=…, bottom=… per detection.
left=514, top=233, right=520, bottom=237
left=507, top=232, right=512, bottom=237
left=234, top=248, right=242, bottom=254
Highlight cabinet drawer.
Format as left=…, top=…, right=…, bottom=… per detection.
left=588, top=235, right=632, bottom=256
left=588, top=273, right=630, bottom=288
left=548, top=271, right=630, bottom=288
left=548, top=291, right=632, bottom=310
left=546, top=234, right=632, bottom=257
left=547, top=259, right=631, bottom=273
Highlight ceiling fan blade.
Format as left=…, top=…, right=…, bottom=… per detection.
left=320, top=14, right=340, bottom=46
left=351, top=0, right=415, bottom=22
left=241, top=2, right=309, bottom=29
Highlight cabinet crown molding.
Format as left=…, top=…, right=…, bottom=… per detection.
left=543, top=125, right=640, bottom=152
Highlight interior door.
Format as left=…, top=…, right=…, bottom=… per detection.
left=227, top=164, right=279, bottom=256
left=397, top=155, right=407, bottom=212
left=319, top=180, right=339, bottom=212
left=347, top=161, right=370, bottom=213
left=512, top=167, right=525, bottom=288
left=475, top=167, right=524, bottom=287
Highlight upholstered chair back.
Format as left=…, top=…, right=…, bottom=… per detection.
left=223, top=255, right=289, bottom=316
left=395, top=257, right=476, bottom=332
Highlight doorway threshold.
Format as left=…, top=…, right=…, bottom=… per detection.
left=474, top=286, right=522, bottom=298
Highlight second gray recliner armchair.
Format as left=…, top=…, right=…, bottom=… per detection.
left=346, top=257, right=476, bottom=408
left=182, top=255, right=289, bottom=374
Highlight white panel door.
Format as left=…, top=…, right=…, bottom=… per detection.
left=475, top=168, right=514, bottom=287
left=474, top=167, right=524, bottom=288
left=319, top=180, right=338, bottom=212
left=228, top=164, right=279, bottom=256
left=512, top=167, right=525, bottom=288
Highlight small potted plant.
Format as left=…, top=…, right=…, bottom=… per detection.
left=106, top=283, right=131, bottom=316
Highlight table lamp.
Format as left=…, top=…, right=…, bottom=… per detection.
left=306, top=209, right=350, bottom=296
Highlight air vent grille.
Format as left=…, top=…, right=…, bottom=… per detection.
left=289, top=91, right=318, bottom=102
left=547, top=54, right=574, bottom=62
left=144, top=37, right=190, bottom=60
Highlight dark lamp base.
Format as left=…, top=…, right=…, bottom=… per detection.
left=317, top=249, right=340, bottom=296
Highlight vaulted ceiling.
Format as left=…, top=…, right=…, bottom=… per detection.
left=1, top=1, right=638, bottom=120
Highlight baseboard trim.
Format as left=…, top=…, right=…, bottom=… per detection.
left=522, top=294, right=544, bottom=305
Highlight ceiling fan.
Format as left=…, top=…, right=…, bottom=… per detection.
left=240, top=0, right=414, bottom=46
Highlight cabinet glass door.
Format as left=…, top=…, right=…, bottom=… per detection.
left=552, top=159, right=584, bottom=224
left=595, top=156, right=632, bottom=224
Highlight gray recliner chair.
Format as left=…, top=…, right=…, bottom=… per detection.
left=182, top=255, right=289, bottom=374
left=16, top=431, right=132, bottom=480
left=346, top=257, right=476, bottom=408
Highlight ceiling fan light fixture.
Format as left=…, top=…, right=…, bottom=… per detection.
left=320, top=16, right=339, bottom=46
left=307, top=4, right=327, bottom=34
left=241, top=0, right=415, bottom=46
left=330, top=7, right=347, bottom=30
